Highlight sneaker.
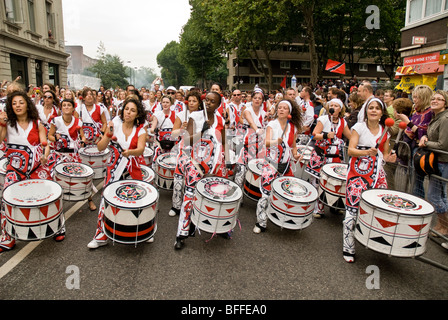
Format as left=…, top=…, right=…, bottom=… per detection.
left=87, top=239, right=108, bottom=249
left=343, top=252, right=355, bottom=263
left=146, top=237, right=154, bottom=243
left=253, top=223, right=266, bottom=234
left=174, top=237, right=184, bottom=250
left=169, top=207, right=180, bottom=217
left=313, top=212, right=324, bottom=219
left=442, top=242, right=448, bottom=250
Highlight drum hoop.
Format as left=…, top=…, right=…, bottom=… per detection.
left=3, top=180, right=62, bottom=208
left=271, top=177, right=318, bottom=203
left=360, top=188, right=434, bottom=217
left=80, top=146, right=110, bottom=156
left=103, top=180, right=158, bottom=209
left=196, top=177, right=243, bottom=203
left=54, top=162, right=94, bottom=178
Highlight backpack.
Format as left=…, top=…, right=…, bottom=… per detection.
left=413, top=147, right=440, bottom=176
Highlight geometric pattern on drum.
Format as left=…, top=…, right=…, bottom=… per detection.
left=3, top=199, right=63, bottom=241
left=7, top=144, right=34, bottom=174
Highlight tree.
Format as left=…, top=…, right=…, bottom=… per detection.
left=157, top=41, right=191, bottom=88
left=89, top=54, right=129, bottom=89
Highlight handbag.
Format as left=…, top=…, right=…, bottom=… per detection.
left=413, top=147, right=440, bottom=176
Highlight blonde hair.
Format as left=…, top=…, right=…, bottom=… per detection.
left=412, top=85, right=433, bottom=111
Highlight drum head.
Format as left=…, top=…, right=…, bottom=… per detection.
left=156, top=152, right=176, bottom=169
left=248, top=159, right=265, bottom=174
left=141, top=165, right=155, bottom=182
left=80, top=146, right=110, bottom=156
left=0, top=158, right=8, bottom=174
left=196, top=177, right=242, bottom=203
left=55, top=162, right=94, bottom=178
left=361, top=189, right=434, bottom=216
left=103, top=180, right=158, bottom=210
left=3, top=179, right=62, bottom=207
left=322, top=163, right=348, bottom=180
left=297, top=145, right=313, bottom=159
left=144, top=147, right=154, bottom=157
left=271, top=176, right=318, bottom=203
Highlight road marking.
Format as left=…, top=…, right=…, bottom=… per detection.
left=0, top=181, right=103, bottom=280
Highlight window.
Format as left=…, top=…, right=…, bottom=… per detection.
left=425, top=0, right=442, bottom=16
left=46, top=1, right=55, bottom=38
left=280, top=61, right=290, bottom=69
left=377, top=65, right=385, bottom=72
left=4, top=0, right=24, bottom=23
left=408, top=0, right=423, bottom=23
left=359, top=64, right=368, bottom=72
left=27, top=0, right=36, bottom=32
left=301, top=61, right=310, bottom=70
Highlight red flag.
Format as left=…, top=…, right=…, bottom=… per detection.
left=280, top=76, right=287, bottom=89
left=326, top=59, right=346, bottom=74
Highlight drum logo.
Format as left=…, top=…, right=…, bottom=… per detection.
left=333, top=165, right=347, bottom=177
left=116, top=184, right=146, bottom=201
left=281, top=180, right=307, bottom=197
left=381, top=195, right=417, bottom=209
left=204, top=179, right=231, bottom=197
left=63, top=164, right=86, bottom=176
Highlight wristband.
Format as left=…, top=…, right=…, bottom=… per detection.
left=407, top=122, right=414, bottom=129
left=0, top=122, right=6, bottom=127
left=323, top=132, right=328, bottom=139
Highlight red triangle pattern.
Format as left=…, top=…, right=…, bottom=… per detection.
left=409, top=223, right=428, bottom=232
left=111, top=206, right=120, bottom=216
left=375, top=217, right=398, bottom=229
left=284, top=203, right=294, bottom=209
left=205, top=205, right=215, bottom=212
left=20, top=208, right=31, bottom=221
left=40, top=205, right=49, bottom=218
left=359, top=207, right=368, bottom=215
left=226, top=208, right=234, bottom=214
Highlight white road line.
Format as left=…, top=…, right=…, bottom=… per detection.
left=0, top=181, right=103, bottom=280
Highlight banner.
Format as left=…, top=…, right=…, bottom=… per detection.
left=395, top=75, right=438, bottom=93
left=325, top=60, right=346, bottom=74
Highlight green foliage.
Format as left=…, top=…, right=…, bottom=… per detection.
left=157, top=41, right=191, bottom=88
left=88, top=52, right=129, bottom=89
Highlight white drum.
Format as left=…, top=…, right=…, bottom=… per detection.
left=268, top=176, right=318, bottom=230
left=3, top=179, right=64, bottom=241
left=54, top=162, right=94, bottom=201
left=126, top=165, right=155, bottom=185
left=192, top=177, right=243, bottom=234
left=79, top=146, right=110, bottom=179
left=0, top=158, right=8, bottom=198
left=355, top=189, right=434, bottom=258
left=102, top=180, right=159, bottom=245
left=244, top=159, right=265, bottom=201
left=319, top=163, right=348, bottom=209
left=154, top=152, right=177, bottom=190
left=294, top=145, right=313, bottom=181
left=143, top=147, right=154, bottom=166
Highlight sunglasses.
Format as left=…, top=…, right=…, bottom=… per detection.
left=44, top=96, right=53, bottom=99
left=167, top=92, right=176, bottom=95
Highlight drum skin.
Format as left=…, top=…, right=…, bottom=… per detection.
left=192, top=177, right=243, bottom=234
left=244, top=159, right=265, bottom=202
left=268, top=176, right=318, bottom=230
left=54, top=162, right=94, bottom=201
left=79, top=146, right=110, bottom=179
left=102, top=180, right=159, bottom=245
left=293, top=145, right=312, bottom=181
left=154, top=152, right=176, bottom=190
left=3, top=179, right=64, bottom=241
left=355, top=189, right=434, bottom=258
left=126, top=165, right=155, bottom=185
left=318, top=163, right=348, bottom=209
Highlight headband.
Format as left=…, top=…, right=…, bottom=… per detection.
left=279, top=100, right=292, bottom=113
left=329, top=98, right=344, bottom=109
left=367, top=97, right=386, bottom=110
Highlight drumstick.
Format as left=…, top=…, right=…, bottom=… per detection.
left=375, top=118, right=395, bottom=149
left=393, top=121, right=407, bottom=152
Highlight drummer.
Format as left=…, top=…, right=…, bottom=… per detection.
left=87, top=96, right=147, bottom=249
left=253, top=99, right=302, bottom=233
left=0, top=90, right=56, bottom=252
left=304, top=98, right=351, bottom=218
left=75, top=88, right=107, bottom=145
left=343, top=98, right=396, bottom=263
left=149, top=95, right=177, bottom=168
left=47, top=99, right=97, bottom=211
left=169, top=90, right=204, bottom=217
left=36, top=90, right=60, bottom=134
left=174, top=91, right=230, bottom=250
left=234, top=88, right=267, bottom=190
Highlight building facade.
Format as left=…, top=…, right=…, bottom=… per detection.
left=397, top=0, right=448, bottom=92
left=0, top=0, right=69, bottom=89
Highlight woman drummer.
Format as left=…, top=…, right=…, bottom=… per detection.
left=174, top=91, right=230, bottom=250
left=343, top=98, right=396, bottom=263
left=75, top=88, right=107, bottom=145
left=149, top=95, right=177, bottom=167
left=0, top=90, right=55, bottom=252
left=47, top=99, right=97, bottom=211
left=169, top=90, right=204, bottom=217
left=305, top=98, right=351, bottom=218
left=36, top=89, right=60, bottom=134
left=234, top=88, right=268, bottom=190
left=87, top=96, right=147, bottom=249
left=253, top=99, right=302, bottom=233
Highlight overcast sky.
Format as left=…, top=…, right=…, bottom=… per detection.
left=62, top=0, right=192, bottom=75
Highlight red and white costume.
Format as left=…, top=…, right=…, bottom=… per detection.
left=75, top=104, right=104, bottom=144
